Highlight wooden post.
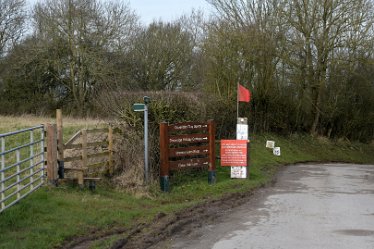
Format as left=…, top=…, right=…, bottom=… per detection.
left=208, top=120, right=216, bottom=184
left=236, top=117, right=249, bottom=179
left=79, top=129, right=87, bottom=187
left=46, top=123, right=58, bottom=185
left=108, top=126, right=113, bottom=175
left=159, top=122, right=170, bottom=192
left=56, top=109, right=64, bottom=178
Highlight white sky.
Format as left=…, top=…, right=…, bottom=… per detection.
left=129, top=0, right=213, bottom=24
left=28, top=0, right=214, bottom=25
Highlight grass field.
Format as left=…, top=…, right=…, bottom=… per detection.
left=0, top=114, right=373, bottom=248
left=0, top=114, right=107, bottom=140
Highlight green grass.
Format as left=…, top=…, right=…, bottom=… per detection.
left=1, top=117, right=374, bottom=249
left=0, top=115, right=106, bottom=212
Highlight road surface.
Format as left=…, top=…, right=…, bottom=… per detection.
left=156, top=163, right=374, bottom=249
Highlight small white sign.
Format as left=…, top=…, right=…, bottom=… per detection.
left=273, top=147, right=281, bottom=156
left=236, top=124, right=248, bottom=140
left=231, top=166, right=247, bottom=178
left=266, top=140, right=275, bottom=149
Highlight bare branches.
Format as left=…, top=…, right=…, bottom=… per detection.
left=31, top=0, right=139, bottom=114
left=0, top=0, right=26, bottom=56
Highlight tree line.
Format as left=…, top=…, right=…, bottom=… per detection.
left=0, top=0, right=373, bottom=141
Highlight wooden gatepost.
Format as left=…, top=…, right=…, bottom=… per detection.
left=51, top=109, right=114, bottom=189
left=159, top=120, right=216, bottom=192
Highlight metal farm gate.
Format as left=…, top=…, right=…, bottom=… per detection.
left=0, top=125, right=45, bottom=212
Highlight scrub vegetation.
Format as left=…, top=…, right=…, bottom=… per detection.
left=0, top=115, right=373, bottom=248
left=0, top=0, right=373, bottom=141
left=0, top=0, right=373, bottom=248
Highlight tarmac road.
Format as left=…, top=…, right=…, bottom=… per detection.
left=160, top=163, right=374, bottom=249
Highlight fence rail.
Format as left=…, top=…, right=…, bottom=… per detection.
left=0, top=110, right=115, bottom=212
left=0, top=125, right=45, bottom=213
left=59, top=126, right=113, bottom=187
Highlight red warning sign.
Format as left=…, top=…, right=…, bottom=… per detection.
left=220, top=140, right=247, bottom=166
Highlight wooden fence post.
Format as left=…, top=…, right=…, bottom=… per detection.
left=159, top=122, right=170, bottom=192
left=108, top=126, right=113, bottom=176
left=208, top=120, right=216, bottom=184
left=79, top=129, right=87, bottom=187
left=46, top=123, right=58, bottom=185
left=56, top=109, right=64, bottom=179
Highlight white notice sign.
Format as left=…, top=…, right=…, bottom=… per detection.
left=273, top=147, right=281, bottom=156
left=266, top=140, right=275, bottom=149
left=231, top=166, right=247, bottom=178
left=236, top=124, right=248, bottom=140
left=232, top=120, right=248, bottom=178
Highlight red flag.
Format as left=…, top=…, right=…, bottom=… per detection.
left=238, top=84, right=251, bottom=102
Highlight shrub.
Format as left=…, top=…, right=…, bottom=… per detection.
left=97, top=91, right=212, bottom=188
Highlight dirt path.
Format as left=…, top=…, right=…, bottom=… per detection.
left=61, top=163, right=374, bottom=249
left=59, top=178, right=274, bottom=249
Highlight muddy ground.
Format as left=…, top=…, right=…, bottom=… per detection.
left=59, top=180, right=275, bottom=249
left=59, top=162, right=374, bottom=249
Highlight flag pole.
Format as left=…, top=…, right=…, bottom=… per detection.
left=236, top=82, right=239, bottom=119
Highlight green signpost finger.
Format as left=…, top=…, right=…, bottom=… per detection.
left=132, top=97, right=150, bottom=185
left=132, top=103, right=145, bottom=112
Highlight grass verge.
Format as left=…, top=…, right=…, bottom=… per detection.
left=0, top=127, right=373, bottom=248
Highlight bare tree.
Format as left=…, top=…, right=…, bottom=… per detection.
left=205, top=0, right=284, bottom=131
left=277, top=0, right=374, bottom=134
left=32, top=0, right=139, bottom=114
left=128, top=21, right=194, bottom=91
left=206, top=0, right=374, bottom=135
left=0, top=0, right=26, bottom=57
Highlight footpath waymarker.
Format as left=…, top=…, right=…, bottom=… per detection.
left=132, top=103, right=145, bottom=112
left=133, top=96, right=150, bottom=184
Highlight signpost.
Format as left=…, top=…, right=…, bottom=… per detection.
left=159, top=121, right=216, bottom=192
left=232, top=117, right=249, bottom=178
left=219, top=117, right=249, bottom=179
left=132, top=103, right=145, bottom=112
left=132, top=96, right=150, bottom=184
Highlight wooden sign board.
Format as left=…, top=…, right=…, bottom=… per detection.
left=168, top=122, right=208, bottom=132
left=159, top=120, right=216, bottom=192
left=169, top=134, right=209, bottom=144
left=220, top=140, right=247, bottom=167
left=169, top=146, right=209, bottom=158
left=169, top=158, right=210, bottom=170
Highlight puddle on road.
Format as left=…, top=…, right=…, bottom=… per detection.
left=334, top=229, right=374, bottom=237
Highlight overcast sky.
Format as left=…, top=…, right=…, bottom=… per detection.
left=28, top=0, right=214, bottom=25
left=129, top=0, right=213, bottom=24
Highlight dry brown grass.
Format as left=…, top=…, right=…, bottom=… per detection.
left=0, top=113, right=151, bottom=192
left=0, top=114, right=107, bottom=133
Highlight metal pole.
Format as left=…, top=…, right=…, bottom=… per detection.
left=144, top=100, right=149, bottom=184
left=237, top=83, right=239, bottom=119
left=41, top=126, right=45, bottom=182
left=29, top=130, right=34, bottom=190
left=1, top=137, right=5, bottom=210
